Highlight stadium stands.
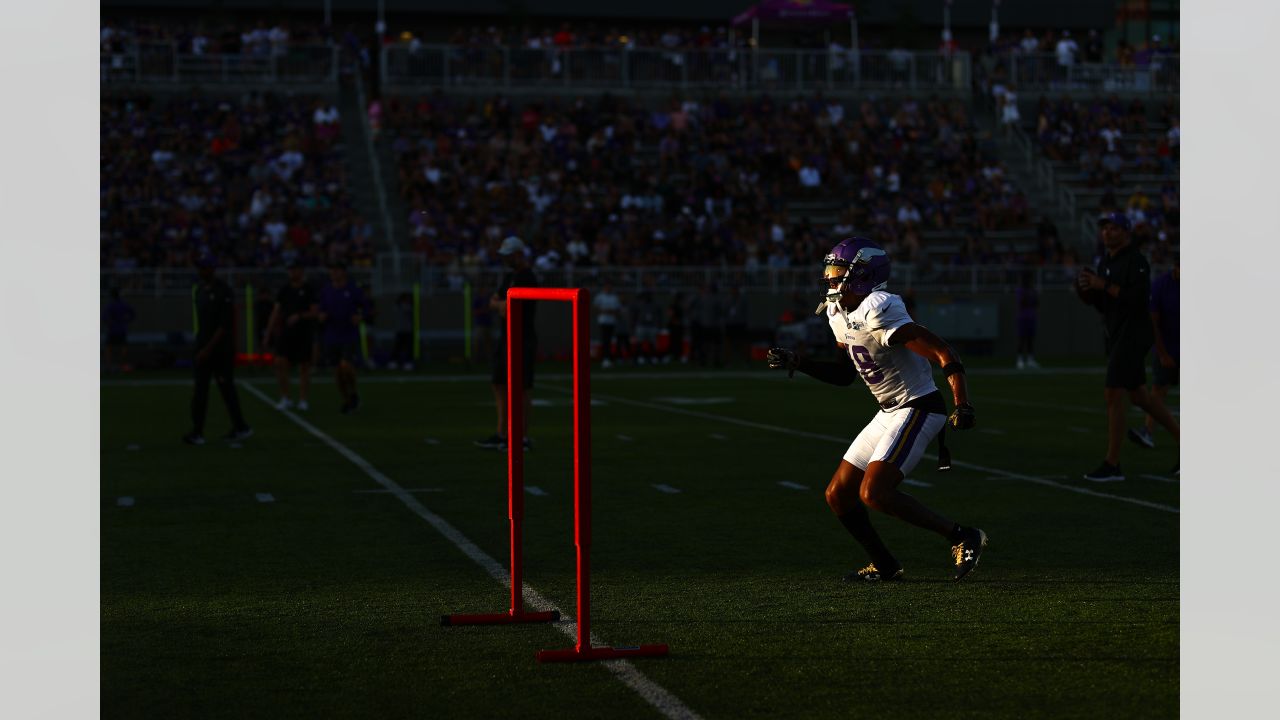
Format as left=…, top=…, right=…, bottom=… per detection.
left=100, top=92, right=371, bottom=269
left=385, top=92, right=1036, bottom=273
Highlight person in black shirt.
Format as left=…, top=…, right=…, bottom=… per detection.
left=475, top=237, right=538, bottom=452
left=1075, top=213, right=1179, bottom=481
left=264, top=262, right=319, bottom=411
left=183, top=255, right=252, bottom=445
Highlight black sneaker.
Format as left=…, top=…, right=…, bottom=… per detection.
left=182, top=432, right=206, bottom=446
left=951, top=527, right=988, bottom=582
left=1083, top=461, right=1124, bottom=482
left=1127, top=427, right=1155, bottom=449
left=474, top=434, right=506, bottom=450
left=844, top=562, right=904, bottom=583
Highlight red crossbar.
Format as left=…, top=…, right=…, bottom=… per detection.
left=442, top=287, right=668, bottom=663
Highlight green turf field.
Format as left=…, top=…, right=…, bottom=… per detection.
left=101, top=362, right=1178, bottom=719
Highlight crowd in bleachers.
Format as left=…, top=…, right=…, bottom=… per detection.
left=100, top=93, right=372, bottom=269
left=387, top=91, right=1037, bottom=274
left=1021, top=95, right=1179, bottom=264
left=100, top=20, right=332, bottom=56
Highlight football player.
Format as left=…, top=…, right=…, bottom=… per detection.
left=767, top=238, right=986, bottom=582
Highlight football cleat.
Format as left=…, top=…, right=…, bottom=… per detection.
left=275, top=397, right=293, bottom=410
left=1127, top=427, right=1155, bottom=449
left=844, top=562, right=904, bottom=583
left=1083, top=461, right=1124, bottom=482
left=182, top=432, right=206, bottom=446
left=951, top=527, right=988, bottom=582
left=222, top=427, right=253, bottom=442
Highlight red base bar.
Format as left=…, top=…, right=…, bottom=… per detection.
left=441, top=610, right=560, bottom=626
left=536, top=643, right=670, bottom=663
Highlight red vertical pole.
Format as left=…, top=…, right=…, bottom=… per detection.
left=574, top=289, right=592, bottom=651
left=508, top=296, right=524, bottom=617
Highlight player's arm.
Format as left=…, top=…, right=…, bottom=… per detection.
left=766, top=344, right=857, bottom=385
left=890, top=323, right=975, bottom=429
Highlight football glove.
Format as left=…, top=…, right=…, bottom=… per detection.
left=766, top=347, right=799, bottom=379
left=948, top=402, right=976, bottom=430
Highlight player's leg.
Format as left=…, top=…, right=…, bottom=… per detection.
left=858, top=408, right=986, bottom=580
left=212, top=352, right=250, bottom=435
left=824, top=458, right=900, bottom=579
left=1129, top=384, right=1178, bottom=440
left=188, top=358, right=214, bottom=440
left=273, top=355, right=292, bottom=404
left=298, top=362, right=312, bottom=407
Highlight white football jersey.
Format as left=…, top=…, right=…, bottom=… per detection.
left=826, top=291, right=937, bottom=409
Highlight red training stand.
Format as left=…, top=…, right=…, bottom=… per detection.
left=442, top=287, right=668, bottom=663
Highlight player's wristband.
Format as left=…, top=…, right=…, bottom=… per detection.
left=942, top=362, right=966, bottom=378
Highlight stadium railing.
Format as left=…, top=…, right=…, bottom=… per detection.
left=102, top=263, right=1083, bottom=299
left=994, top=52, right=1179, bottom=95
left=382, top=45, right=971, bottom=93
left=100, top=43, right=339, bottom=85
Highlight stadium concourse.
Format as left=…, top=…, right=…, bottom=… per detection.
left=99, top=4, right=1180, bottom=718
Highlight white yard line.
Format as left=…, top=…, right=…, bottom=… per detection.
left=777, top=482, right=809, bottom=491
left=255, top=493, right=275, bottom=503
left=1142, top=474, right=1178, bottom=483
left=239, top=382, right=703, bottom=720
left=651, top=484, right=682, bottom=494
left=569, top=389, right=1178, bottom=515
left=902, top=479, right=933, bottom=488
left=525, top=486, right=548, bottom=497
left=616, top=434, right=634, bottom=442
left=708, top=433, right=728, bottom=441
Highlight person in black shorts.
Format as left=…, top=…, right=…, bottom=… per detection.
left=183, top=254, right=252, bottom=445
left=1075, top=213, right=1179, bottom=481
left=475, top=237, right=538, bottom=452
left=264, top=262, right=318, bottom=411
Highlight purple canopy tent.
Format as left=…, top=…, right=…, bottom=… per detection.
left=730, top=0, right=858, bottom=51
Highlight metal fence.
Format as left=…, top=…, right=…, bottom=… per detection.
left=101, top=44, right=339, bottom=86
left=101, top=261, right=1093, bottom=300
left=383, top=45, right=971, bottom=93
left=996, top=52, right=1179, bottom=94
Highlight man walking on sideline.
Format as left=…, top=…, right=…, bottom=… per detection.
left=596, top=281, right=621, bottom=368
left=1129, top=261, right=1179, bottom=462
left=475, top=237, right=539, bottom=452
left=318, top=263, right=364, bottom=414
left=184, top=254, right=252, bottom=445
left=1075, top=213, right=1179, bottom=481
left=264, top=261, right=318, bottom=411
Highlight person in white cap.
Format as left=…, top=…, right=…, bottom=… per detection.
left=476, top=237, right=540, bottom=451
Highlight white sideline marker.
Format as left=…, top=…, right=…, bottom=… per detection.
left=902, top=479, right=933, bottom=488
left=116, top=496, right=134, bottom=507
left=1142, top=474, right=1178, bottom=483
left=777, top=481, right=808, bottom=490
left=255, top=493, right=275, bottom=503
left=708, top=433, right=728, bottom=441
left=651, top=484, right=682, bottom=494
left=525, top=486, right=548, bottom=497
left=238, top=381, right=703, bottom=720
left=616, top=434, right=634, bottom=442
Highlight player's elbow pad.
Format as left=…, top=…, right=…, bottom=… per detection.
left=797, top=356, right=858, bottom=386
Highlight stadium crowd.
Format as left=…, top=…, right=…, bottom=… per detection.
left=100, top=93, right=372, bottom=269
left=388, top=91, right=1034, bottom=273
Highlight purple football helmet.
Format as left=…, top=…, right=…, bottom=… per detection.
left=822, top=237, right=891, bottom=302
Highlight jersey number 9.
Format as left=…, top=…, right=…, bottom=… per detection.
left=849, top=345, right=885, bottom=384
